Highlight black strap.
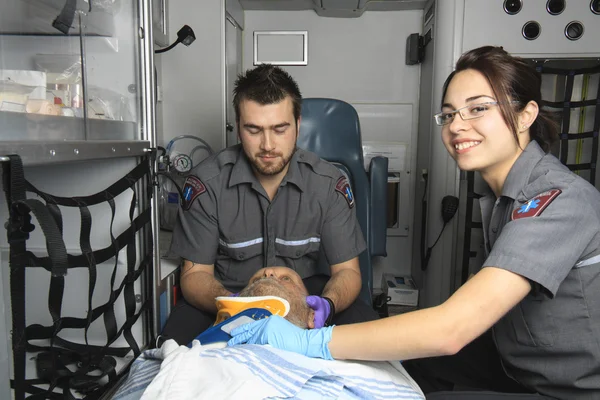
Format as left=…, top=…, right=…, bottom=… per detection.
left=13, top=208, right=151, bottom=272
left=459, top=171, right=476, bottom=284
left=52, top=0, right=77, bottom=34
left=103, top=197, right=119, bottom=346
left=124, top=190, right=141, bottom=356
left=3, top=156, right=28, bottom=400
left=542, top=98, right=597, bottom=109
left=590, top=75, right=600, bottom=185
left=77, top=201, right=97, bottom=349
left=323, top=297, right=336, bottom=327
left=536, top=64, right=600, bottom=76
left=559, top=72, right=575, bottom=165
left=25, top=160, right=149, bottom=207
left=3, top=155, right=154, bottom=399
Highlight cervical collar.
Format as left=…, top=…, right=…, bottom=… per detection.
left=193, top=296, right=290, bottom=347
left=214, top=295, right=290, bottom=325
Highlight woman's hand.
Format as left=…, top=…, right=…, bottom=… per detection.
left=227, top=315, right=334, bottom=360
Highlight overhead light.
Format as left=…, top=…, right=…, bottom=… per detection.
left=155, top=25, right=196, bottom=54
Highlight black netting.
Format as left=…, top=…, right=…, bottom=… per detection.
left=3, top=155, right=155, bottom=400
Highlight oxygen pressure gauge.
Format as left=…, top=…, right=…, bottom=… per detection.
left=171, top=153, right=193, bottom=173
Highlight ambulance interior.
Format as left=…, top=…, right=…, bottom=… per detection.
left=0, top=0, right=599, bottom=398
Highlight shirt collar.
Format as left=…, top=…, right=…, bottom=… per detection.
left=228, top=146, right=305, bottom=192
left=280, top=149, right=305, bottom=192
left=501, top=140, right=545, bottom=200
left=229, top=146, right=259, bottom=188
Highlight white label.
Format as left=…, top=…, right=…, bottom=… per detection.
left=363, top=141, right=408, bottom=172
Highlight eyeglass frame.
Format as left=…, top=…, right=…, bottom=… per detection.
left=433, top=101, right=519, bottom=126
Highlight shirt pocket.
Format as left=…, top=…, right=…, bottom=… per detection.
left=218, top=237, right=263, bottom=261
left=274, top=236, right=321, bottom=259
left=217, top=238, right=264, bottom=286
left=514, top=293, right=555, bottom=347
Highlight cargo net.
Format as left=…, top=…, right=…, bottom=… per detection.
left=2, top=155, right=154, bottom=400
left=536, top=60, right=600, bottom=185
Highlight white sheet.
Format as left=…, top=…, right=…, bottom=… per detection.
left=134, top=339, right=424, bottom=399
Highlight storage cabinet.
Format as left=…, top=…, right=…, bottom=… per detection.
left=0, top=1, right=160, bottom=398
left=0, top=0, right=149, bottom=154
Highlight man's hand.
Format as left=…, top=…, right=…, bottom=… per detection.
left=180, top=260, right=232, bottom=313
left=306, top=296, right=333, bottom=328
left=227, top=315, right=334, bottom=360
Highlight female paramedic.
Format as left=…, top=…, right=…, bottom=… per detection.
left=228, top=46, right=600, bottom=399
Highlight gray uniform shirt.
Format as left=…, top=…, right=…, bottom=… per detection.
left=479, top=141, right=600, bottom=399
left=170, top=144, right=366, bottom=291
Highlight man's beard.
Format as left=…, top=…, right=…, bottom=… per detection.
left=239, top=278, right=309, bottom=328
left=244, top=143, right=298, bottom=176
left=246, top=145, right=297, bottom=177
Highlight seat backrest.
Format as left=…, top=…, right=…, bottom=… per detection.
left=298, top=98, right=384, bottom=305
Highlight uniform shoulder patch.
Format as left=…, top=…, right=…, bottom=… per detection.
left=182, top=176, right=207, bottom=210
left=512, top=189, right=561, bottom=220
left=335, top=176, right=354, bottom=209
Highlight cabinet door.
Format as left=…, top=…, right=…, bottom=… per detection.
left=0, top=0, right=144, bottom=143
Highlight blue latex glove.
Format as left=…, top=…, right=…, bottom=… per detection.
left=227, top=315, right=334, bottom=360
left=306, top=295, right=331, bottom=328
left=229, top=292, right=239, bottom=297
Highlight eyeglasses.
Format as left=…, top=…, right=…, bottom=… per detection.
left=433, top=101, right=508, bottom=126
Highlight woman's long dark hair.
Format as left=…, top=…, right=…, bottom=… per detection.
left=441, top=46, right=558, bottom=152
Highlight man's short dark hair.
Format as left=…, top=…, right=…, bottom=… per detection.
left=233, top=64, right=302, bottom=123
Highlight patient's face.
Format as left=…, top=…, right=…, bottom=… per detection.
left=247, top=267, right=309, bottom=296
left=240, top=267, right=314, bottom=329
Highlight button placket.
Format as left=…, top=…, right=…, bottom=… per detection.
left=265, top=203, right=276, bottom=267
left=489, top=197, right=503, bottom=246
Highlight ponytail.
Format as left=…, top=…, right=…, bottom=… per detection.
left=531, top=108, right=559, bottom=153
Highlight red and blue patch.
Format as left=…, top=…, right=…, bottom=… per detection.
left=335, top=176, right=354, bottom=209
left=512, top=189, right=561, bottom=220
left=181, top=176, right=206, bottom=210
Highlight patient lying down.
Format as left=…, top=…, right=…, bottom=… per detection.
left=237, top=267, right=315, bottom=327
left=113, top=267, right=424, bottom=400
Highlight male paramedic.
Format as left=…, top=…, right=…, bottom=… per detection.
left=160, top=64, right=379, bottom=345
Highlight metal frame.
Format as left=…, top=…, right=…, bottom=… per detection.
left=0, top=141, right=151, bottom=166
left=253, top=31, right=308, bottom=66
left=140, top=0, right=161, bottom=343
left=152, top=0, right=169, bottom=47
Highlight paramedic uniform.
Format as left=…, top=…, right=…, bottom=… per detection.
left=163, top=145, right=377, bottom=345
left=404, top=141, right=600, bottom=399
left=481, top=140, right=600, bottom=399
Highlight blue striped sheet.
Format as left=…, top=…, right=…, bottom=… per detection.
left=200, top=345, right=424, bottom=399
left=112, top=342, right=424, bottom=400
left=112, top=348, right=163, bottom=400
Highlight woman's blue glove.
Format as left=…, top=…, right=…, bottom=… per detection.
left=227, top=315, right=334, bottom=360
